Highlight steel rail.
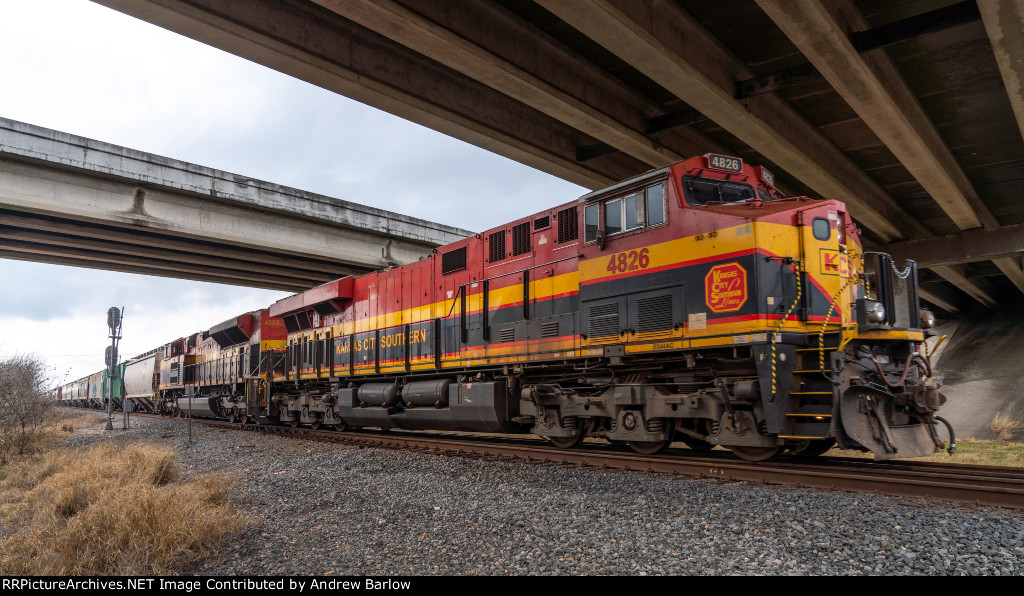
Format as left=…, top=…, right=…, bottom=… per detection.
left=107, top=410, right=1024, bottom=510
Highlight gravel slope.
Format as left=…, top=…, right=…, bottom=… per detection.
left=58, top=413, right=1023, bottom=576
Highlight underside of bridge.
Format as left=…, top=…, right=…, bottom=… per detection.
left=0, top=117, right=471, bottom=292
left=91, top=0, right=1024, bottom=313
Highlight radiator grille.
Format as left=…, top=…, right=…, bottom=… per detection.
left=488, top=231, right=506, bottom=263
left=588, top=303, right=619, bottom=338
left=534, top=216, right=549, bottom=230
left=512, top=222, right=531, bottom=256
left=557, top=207, right=578, bottom=243
left=636, top=295, right=674, bottom=333
left=441, top=246, right=467, bottom=274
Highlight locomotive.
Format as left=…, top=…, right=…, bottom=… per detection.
left=61, top=153, right=948, bottom=461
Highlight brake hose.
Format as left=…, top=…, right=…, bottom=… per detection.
left=935, top=415, right=956, bottom=455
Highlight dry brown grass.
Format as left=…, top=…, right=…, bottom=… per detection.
left=825, top=437, right=1024, bottom=467
left=54, top=412, right=101, bottom=435
left=2, top=411, right=100, bottom=458
left=988, top=413, right=1024, bottom=442
left=0, top=442, right=242, bottom=575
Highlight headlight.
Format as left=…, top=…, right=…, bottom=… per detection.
left=919, top=308, right=936, bottom=329
left=865, top=300, right=886, bottom=324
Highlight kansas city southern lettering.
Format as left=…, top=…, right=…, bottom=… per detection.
left=705, top=263, right=748, bottom=313
left=346, top=330, right=429, bottom=353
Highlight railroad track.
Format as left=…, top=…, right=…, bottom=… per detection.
left=99, top=409, right=1024, bottom=510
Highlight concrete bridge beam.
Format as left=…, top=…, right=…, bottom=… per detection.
left=90, top=0, right=649, bottom=189
left=535, top=0, right=998, bottom=309
left=757, top=0, right=1024, bottom=302
left=0, top=117, right=472, bottom=291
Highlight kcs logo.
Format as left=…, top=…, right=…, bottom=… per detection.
left=705, top=263, right=748, bottom=313
left=819, top=249, right=851, bottom=276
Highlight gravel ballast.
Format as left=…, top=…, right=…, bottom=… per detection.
left=57, top=413, right=1024, bottom=576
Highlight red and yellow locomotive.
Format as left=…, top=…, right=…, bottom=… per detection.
left=250, top=153, right=946, bottom=461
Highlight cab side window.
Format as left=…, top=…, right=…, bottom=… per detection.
left=585, top=181, right=666, bottom=243
left=585, top=203, right=600, bottom=243
left=646, top=183, right=665, bottom=226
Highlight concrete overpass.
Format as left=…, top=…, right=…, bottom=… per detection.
left=0, top=117, right=471, bottom=292
left=87, top=0, right=1024, bottom=314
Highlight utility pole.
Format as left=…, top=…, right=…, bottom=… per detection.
left=104, top=307, right=123, bottom=431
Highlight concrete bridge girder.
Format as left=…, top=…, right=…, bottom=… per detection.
left=532, top=0, right=1000, bottom=310
left=36, top=0, right=1023, bottom=311
left=755, top=0, right=1024, bottom=301
left=90, top=0, right=650, bottom=189
left=0, top=160, right=431, bottom=268
left=0, top=117, right=473, bottom=291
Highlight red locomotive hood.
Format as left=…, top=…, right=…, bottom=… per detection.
left=697, top=197, right=821, bottom=218
left=697, top=198, right=862, bottom=250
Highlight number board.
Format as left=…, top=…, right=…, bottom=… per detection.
left=706, top=154, right=743, bottom=173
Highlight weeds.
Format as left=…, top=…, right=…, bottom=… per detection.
left=825, top=437, right=1024, bottom=467
left=0, top=441, right=241, bottom=575
left=988, top=413, right=1024, bottom=441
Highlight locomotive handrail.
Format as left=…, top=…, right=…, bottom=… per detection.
left=475, top=255, right=578, bottom=285
left=443, top=255, right=579, bottom=334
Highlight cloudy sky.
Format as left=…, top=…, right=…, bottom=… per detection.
left=0, top=0, right=585, bottom=383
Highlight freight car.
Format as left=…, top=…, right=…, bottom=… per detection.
left=63, top=154, right=949, bottom=461
left=124, top=353, right=160, bottom=413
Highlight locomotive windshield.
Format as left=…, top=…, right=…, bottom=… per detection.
left=683, top=175, right=758, bottom=206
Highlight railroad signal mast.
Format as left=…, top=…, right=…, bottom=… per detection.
left=105, top=306, right=124, bottom=431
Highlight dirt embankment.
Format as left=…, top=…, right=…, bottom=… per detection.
left=929, top=314, right=1024, bottom=440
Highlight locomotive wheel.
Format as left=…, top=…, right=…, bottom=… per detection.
left=289, top=416, right=300, bottom=428
left=227, top=410, right=236, bottom=424
left=628, top=439, right=672, bottom=455
left=729, top=446, right=783, bottom=462
left=547, top=434, right=584, bottom=449
left=310, top=418, right=322, bottom=431
left=789, top=438, right=836, bottom=457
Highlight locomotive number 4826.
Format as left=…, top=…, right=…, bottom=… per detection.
left=607, top=247, right=650, bottom=274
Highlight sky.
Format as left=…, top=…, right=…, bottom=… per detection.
left=0, top=0, right=585, bottom=384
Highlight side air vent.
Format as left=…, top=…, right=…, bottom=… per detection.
left=488, top=231, right=506, bottom=263
left=588, top=303, right=619, bottom=339
left=534, top=216, right=550, bottom=230
left=442, top=246, right=467, bottom=274
left=283, top=312, right=312, bottom=333
left=636, top=295, right=674, bottom=333
left=557, top=207, right=578, bottom=243
left=541, top=321, right=559, bottom=338
left=499, top=327, right=515, bottom=344
left=512, top=222, right=531, bottom=256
